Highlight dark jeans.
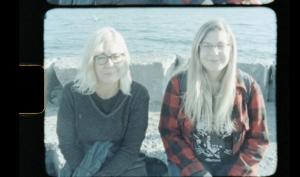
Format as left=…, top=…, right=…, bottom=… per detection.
left=122, top=154, right=147, bottom=176
left=168, top=160, right=235, bottom=176
left=168, top=161, right=181, bottom=176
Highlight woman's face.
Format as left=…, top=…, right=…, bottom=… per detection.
left=199, top=29, right=231, bottom=72
left=93, top=43, right=127, bottom=85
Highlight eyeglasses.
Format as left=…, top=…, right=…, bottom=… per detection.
left=200, top=43, right=231, bottom=50
left=93, top=53, right=125, bottom=65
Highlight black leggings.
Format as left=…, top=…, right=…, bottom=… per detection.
left=122, top=154, right=147, bottom=176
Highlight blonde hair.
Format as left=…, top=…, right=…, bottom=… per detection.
left=73, top=27, right=132, bottom=95
left=183, top=20, right=237, bottom=135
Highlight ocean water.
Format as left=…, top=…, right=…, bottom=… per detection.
left=44, top=7, right=276, bottom=65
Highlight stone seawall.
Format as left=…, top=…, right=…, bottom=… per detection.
left=45, top=58, right=276, bottom=112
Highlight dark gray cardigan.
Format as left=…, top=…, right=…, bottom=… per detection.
left=56, top=81, right=149, bottom=176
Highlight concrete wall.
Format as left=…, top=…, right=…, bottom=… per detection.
left=45, top=59, right=276, bottom=109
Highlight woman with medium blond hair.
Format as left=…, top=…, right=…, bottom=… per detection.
left=57, top=27, right=149, bottom=176
left=159, top=20, right=269, bottom=176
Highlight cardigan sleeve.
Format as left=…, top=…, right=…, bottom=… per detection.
left=56, top=83, right=84, bottom=171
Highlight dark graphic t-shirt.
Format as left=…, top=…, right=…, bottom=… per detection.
left=191, top=129, right=233, bottom=163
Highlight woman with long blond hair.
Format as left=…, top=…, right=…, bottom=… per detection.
left=159, top=20, right=269, bottom=176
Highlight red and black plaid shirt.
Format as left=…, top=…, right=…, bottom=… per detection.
left=159, top=71, right=269, bottom=176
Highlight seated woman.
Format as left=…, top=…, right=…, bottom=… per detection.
left=56, top=27, right=149, bottom=177
left=159, top=20, right=269, bottom=176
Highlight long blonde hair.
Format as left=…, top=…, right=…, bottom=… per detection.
left=73, top=27, right=132, bottom=95
left=183, top=20, right=237, bottom=135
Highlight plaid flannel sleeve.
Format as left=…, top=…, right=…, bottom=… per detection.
left=228, top=81, right=270, bottom=176
left=158, top=77, right=208, bottom=176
